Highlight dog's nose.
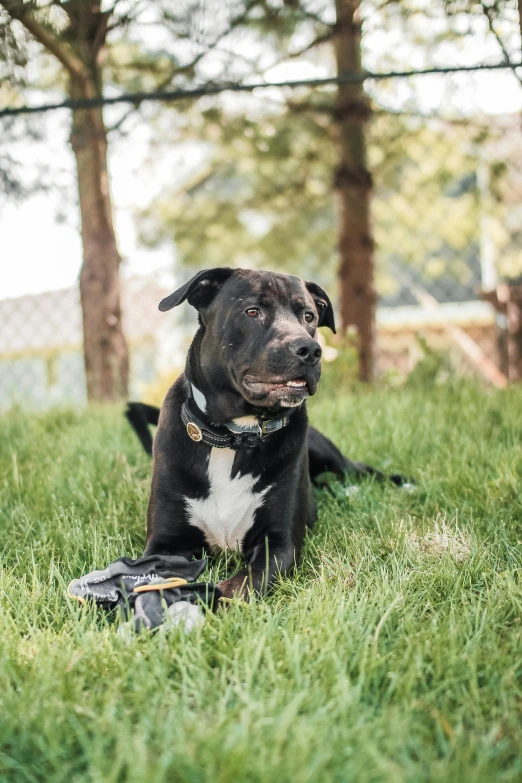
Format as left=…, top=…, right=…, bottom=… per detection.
left=290, top=338, right=322, bottom=365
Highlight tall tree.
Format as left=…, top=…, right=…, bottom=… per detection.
left=0, top=0, right=265, bottom=400
left=1, top=0, right=129, bottom=401
left=5, top=0, right=517, bottom=390
left=333, top=0, right=375, bottom=381
left=140, top=0, right=520, bottom=381
left=141, top=0, right=377, bottom=380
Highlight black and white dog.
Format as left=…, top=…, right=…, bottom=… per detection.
left=127, top=267, right=403, bottom=600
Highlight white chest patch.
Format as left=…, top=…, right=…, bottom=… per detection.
left=186, top=448, right=269, bottom=551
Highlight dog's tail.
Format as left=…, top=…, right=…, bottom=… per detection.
left=125, top=402, right=160, bottom=456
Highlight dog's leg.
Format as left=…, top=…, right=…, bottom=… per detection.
left=218, top=536, right=295, bottom=601
left=144, top=534, right=206, bottom=563
left=307, top=426, right=406, bottom=486
left=144, top=468, right=207, bottom=560
left=126, top=403, right=160, bottom=456
left=144, top=513, right=206, bottom=561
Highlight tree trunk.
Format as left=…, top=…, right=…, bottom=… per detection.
left=70, top=76, right=129, bottom=402
left=333, top=0, right=375, bottom=382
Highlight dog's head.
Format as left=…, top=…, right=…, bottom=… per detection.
left=159, top=267, right=335, bottom=411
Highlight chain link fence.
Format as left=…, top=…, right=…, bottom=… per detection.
left=1, top=68, right=521, bottom=409
left=0, top=276, right=199, bottom=410
left=372, top=104, right=522, bottom=381
left=365, top=0, right=522, bottom=387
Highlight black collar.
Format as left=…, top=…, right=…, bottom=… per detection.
left=181, top=384, right=296, bottom=450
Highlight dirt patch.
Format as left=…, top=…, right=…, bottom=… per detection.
left=408, top=519, right=471, bottom=563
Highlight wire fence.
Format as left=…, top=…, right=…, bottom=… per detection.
left=1, top=64, right=522, bottom=409
left=371, top=102, right=522, bottom=382
left=1, top=61, right=520, bottom=118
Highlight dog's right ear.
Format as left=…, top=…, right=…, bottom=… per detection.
left=159, top=268, right=234, bottom=312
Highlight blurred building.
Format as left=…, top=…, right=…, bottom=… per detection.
left=0, top=277, right=190, bottom=410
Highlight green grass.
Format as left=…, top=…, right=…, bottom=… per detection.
left=1, top=382, right=522, bottom=782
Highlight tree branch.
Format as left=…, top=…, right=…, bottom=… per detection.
left=153, top=0, right=264, bottom=93
left=286, top=29, right=335, bottom=59
left=480, top=1, right=522, bottom=87
left=106, top=0, right=149, bottom=33
left=106, top=103, right=140, bottom=134
left=289, top=6, right=333, bottom=27
left=0, top=0, right=87, bottom=80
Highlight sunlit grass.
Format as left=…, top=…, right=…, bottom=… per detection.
left=1, top=382, right=521, bottom=782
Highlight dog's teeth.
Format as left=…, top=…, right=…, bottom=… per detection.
left=286, top=381, right=306, bottom=388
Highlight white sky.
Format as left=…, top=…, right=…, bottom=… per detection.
left=1, top=5, right=521, bottom=301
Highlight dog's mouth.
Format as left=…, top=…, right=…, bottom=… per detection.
left=242, top=375, right=310, bottom=406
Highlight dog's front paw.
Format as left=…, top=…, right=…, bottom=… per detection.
left=217, top=574, right=250, bottom=602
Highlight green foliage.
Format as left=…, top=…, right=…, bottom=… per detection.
left=139, top=104, right=337, bottom=287
left=4, top=0, right=520, bottom=287
left=403, top=334, right=451, bottom=388
left=0, top=0, right=296, bottom=195
left=0, top=7, right=27, bottom=88
left=136, top=0, right=522, bottom=292
left=140, top=98, right=521, bottom=295
left=372, top=117, right=480, bottom=287
left=317, top=337, right=360, bottom=394
left=2, top=384, right=522, bottom=780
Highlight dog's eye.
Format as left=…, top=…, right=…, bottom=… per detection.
left=304, top=312, right=315, bottom=323
left=246, top=308, right=260, bottom=317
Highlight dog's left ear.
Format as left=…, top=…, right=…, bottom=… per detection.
left=305, top=281, right=336, bottom=333
left=159, top=268, right=234, bottom=312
